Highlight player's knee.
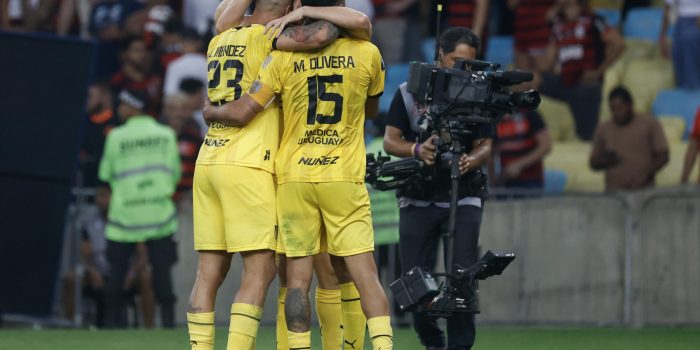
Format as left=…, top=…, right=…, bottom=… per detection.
left=195, top=264, right=227, bottom=288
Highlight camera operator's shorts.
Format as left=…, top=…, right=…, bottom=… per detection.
left=193, top=164, right=277, bottom=252
left=276, top=182, right=374, bottom=257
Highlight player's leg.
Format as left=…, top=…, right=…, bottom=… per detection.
left=226, top=249, right=277, bottom=350
left=278, top=182, right=323, bottom=349
left=285, top=255, right=315, bottom=349
left=327, top=255, right=367, bottom=350
left=276, top=255, right=288, bottom=350
left=217, top=165, right=278, bottom=350
left=320, top=182, right=392, bottom=350
left=188, top=165, right=229, bottom=349
left=313, top=252, right=344, bottom=349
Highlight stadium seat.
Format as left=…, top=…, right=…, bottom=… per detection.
left=656, top=142, right=699, bottom=187
left=652, top=89, right=700, bottom=139
left=485, top=36, right=514, bottom=69
left=544, top=170, right=568, bottom=194
left=537, top=96, right=577, bottom=142
left=379, top=63, right=411, bottom=115
left=622, top=7, right=664, bottom=41
left=656, top=115, right=686, bottom=144
left=596, top=8, right=621, bottom=27
left=544, top=142, right=605, bottom=192
left=620, top=59, right=674, bottom=114
left=422, top=37, right=437, bottom=63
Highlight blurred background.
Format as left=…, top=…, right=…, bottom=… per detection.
left=0, top=0, right=699, bottom=348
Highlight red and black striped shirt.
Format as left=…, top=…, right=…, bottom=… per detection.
left=447, top=0, right=476, bottom=28
left=552, top=12, right=607, bottom=86
left=496, top=110, right=546, bottom=182
left=514, top=0, right=554, bottom=52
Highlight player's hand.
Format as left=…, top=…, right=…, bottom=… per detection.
left=265, top=6, right=306, bottom=39
left=459, top=153, right=474, bottom=175
left=418, top=135, right=438, bottom=165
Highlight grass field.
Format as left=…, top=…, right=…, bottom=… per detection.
left=2, top=326, right=700, bottom=350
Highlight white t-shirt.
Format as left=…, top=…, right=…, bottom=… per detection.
left=183, top=0, right=220, bottom=35
left=163, top=53, right=208, bottom=96
left=666, top=0, right=700, bottom=17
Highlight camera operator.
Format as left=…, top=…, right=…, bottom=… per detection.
left=382, top=27, right=491, bottom=350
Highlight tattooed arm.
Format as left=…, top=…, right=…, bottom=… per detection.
left=274, top=20, right=341, bottom=51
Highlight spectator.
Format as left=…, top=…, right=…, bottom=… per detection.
left=162, top=27, right=207, bottom=97
left=160, top=93, right=202, bottom=199
left=89, top=0, right=145, bottom=77
left=0, top=0, right=58, bottom=32
left=155, top=19, right=185, bottom=73
left=182, top=0, right=219, bottom=36
left=445, top=0, right=490, bottom=53
left=372, top=0, right=421, bottom=63
left=661, top=0, right=700, bottom=89
left=493, top=86, right=552, bottom=189
left=81, top=81, right=120, bottom=188
left=590, top=86, right=669, bottom=192
left=510, top=0, right=554, bottom=72
left=111, top=36, right=162, bottom=114
left=178, top=77, right=207, bottom=137
left=99, top=89, right=180, bottom=328
left=56, top=0, right=94, bottom=38
left=681, top=108, right=700, bottom=184
left=537, top=0, right=625, bottom=140
left=61, top=185, right=156, bottom=328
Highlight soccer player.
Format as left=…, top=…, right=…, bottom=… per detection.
left=203, top=1, right=392, bottom=349
left=187, top=1, right=372, bottom=350
left=217, top=1, right=373, bottom=349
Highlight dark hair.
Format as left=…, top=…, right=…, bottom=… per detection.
left=180, top=26, right=202, bottom=42
left=179, top=78, right=205, bottom=95
left=439, top=27, right=480, bottom=54
left=121, top=36, right=145, bottom=52
left=609, top=86, right=633, bottom=104
left=119, top=88, right=150, bottom=111
left=301, top=0, right=342, bottom=7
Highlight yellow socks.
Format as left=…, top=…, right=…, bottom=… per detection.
left=227, top=303, right=262, bottom=350
left=187, top=312, right=215, bottom=350
left=367, top=316, right=393, bottom=350
left=340, top=282, right=366, bottom=350
left=315, top=287, right=343, bottom=349
left=276, top=287, right=288, bottom=350
left=287, top=330, right=311, bottom=350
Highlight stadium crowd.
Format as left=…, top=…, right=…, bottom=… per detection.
left=3, top=0, right=700, bottom=333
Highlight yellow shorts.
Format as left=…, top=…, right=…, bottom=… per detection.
left=277, top=182, right=374, bottom=257
left=193, top=164, right=277, bottom=252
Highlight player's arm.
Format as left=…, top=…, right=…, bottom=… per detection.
left=365, top=97, right=380, bottom=120
left=272, top=19, right=341, bottom=51
left=215, top=0, right=249, bottom=34
left=265, top=6, right=372, bottom=42
left=203, top=93, right=266, bottom=127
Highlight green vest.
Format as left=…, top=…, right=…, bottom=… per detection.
left=98, top=116, right=181, bottom=242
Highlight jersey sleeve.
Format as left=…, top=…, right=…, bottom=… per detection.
left=248, top=51, right=284, bottom=107
left=368, top=45, right=385, bottom=98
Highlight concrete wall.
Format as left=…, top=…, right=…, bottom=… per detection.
left=171, top=188, right=700, bottom=326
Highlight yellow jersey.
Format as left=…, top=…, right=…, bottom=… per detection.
left=250, top=38, right=385, bottom=183
left=196, top=25, right=280, bottom=173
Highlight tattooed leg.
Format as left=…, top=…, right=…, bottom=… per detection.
left=284, top=256, right=314, bottom=332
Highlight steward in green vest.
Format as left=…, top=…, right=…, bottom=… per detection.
left=98, top=89, right=180, bottom=328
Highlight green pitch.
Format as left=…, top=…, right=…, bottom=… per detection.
left=2, top=326, right=700, bottom=349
